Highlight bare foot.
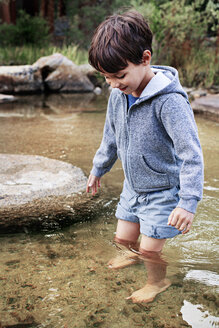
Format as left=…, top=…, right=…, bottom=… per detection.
left=108, top=250, right=139, bottom=269
left=126, top=278, right=171, bottom=303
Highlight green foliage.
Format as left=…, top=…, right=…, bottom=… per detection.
left=0, top=0, right=218, bottom=88
left=0, top=45, right=88, bottom=66
left=64, top=0, right=130, bottom=48
left=130, top=0, right=219, bottom=87
left=0, top=10, right=50, bottom=47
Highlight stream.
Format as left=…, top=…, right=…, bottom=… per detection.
left=0, top=93, right=218, bottom=328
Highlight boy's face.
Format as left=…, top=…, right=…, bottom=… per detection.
left=102, top=53, right=154, bottom=97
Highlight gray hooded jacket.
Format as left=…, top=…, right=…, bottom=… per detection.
left=91, top=65, right=204, bottom=213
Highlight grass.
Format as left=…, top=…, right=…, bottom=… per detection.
left=0, top=45, right=88, bottom=66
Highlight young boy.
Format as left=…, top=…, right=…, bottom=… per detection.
left=86, top=11, right=204, bottom=303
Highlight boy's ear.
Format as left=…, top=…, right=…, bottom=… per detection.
left=142, top=50, right=152, bottom=65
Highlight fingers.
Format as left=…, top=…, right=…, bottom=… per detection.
left=86, top=174, right=101, bottom=195
left=167, top=209, right=176, bottom=226
left=168, top=208, right=194, bottom=234
left=86, top=176, right=92, bottom=193
left=182, top=222, right=192, bottom=234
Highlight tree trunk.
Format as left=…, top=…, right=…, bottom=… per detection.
left=23, top=0, right=39, bottom=16
left=58, top=0, right=66, bottom=17
left=40, top=0, right=47, bottom=17
left=10, top=0, right=16, bottom=24
left=0, top=0, right=16, bottom=24
left=47, top=0, right=54, bottom=33
left=40, top=0, right=54, bottom=33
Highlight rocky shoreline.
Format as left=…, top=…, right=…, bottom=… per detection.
left=0, top=53, right=218, bottom=121
left=0, top=53, right=97, bottom=94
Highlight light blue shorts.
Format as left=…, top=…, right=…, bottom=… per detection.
left=115, top=180, right=181, bottom=239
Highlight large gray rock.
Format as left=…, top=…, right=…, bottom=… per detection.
left=0, top=154, right=97, bottom=232
left=0, top=53, right=95, bottom=94
left=191, top=94, right=219, bottom=122
left=0, top=65, right=43, bottom=94
left=33, top=53, right=94, bottom=92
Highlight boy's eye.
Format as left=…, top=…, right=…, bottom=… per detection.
left=117, top=74, right=125, bottom=79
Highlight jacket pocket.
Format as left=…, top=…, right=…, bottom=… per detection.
left=127, top=154, right=170, bottom=191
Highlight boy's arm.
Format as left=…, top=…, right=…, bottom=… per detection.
left=161, top=94, right=204, bottom=216
left=88, top=92, right=118, bottom=189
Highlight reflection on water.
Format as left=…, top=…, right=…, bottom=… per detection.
left=181, top=301, right=219, bottom=328
left=0, top=94, right=218, bottom=327
left=184, top=270, right=219, bottom=288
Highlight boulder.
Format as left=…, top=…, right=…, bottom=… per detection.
left=79, top=63, right=97, bottom=76
left=0, top=65, right=43, bottom=94
left=0, top=53, right=95, bottom=94
left=0, top=154, right=97, bottom=232
left=33, top=53, right=94, bottom=92
left=191, top=94, right=219, bottom=122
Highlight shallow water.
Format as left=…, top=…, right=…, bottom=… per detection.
left=0, top=93, right=218, bottom=328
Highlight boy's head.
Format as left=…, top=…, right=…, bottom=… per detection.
left=89, top=11, right=153, bottom=74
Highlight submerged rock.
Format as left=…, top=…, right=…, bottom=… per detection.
left=0, top=154, right=97, bottom=232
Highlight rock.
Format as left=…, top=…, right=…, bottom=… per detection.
left=0, top=53, right=95, bottom=94
left=190, top=89, right=207, bottom=99
left=94, top=87, right=102, bottom=95
left=33, top=53, right=94, bottom=92
left=183, top=87, right=195, bottom=95
left=0, top=154, right=97, bottom=232
left=208, top=85, right=219, bottom=94
left=191, top=94, right=219, bottom=122
left=0, top=93, right=16, bottom=104
left=79, top=63, right=97, bottom=77
left=0, top=65, right=43, bottom=94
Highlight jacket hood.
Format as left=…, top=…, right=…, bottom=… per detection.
left=138, top=65, right=188, bottom=102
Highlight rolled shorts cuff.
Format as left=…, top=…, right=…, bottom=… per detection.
left=115, top=203, right=139, bottom=223
left=140, top=224, right=181, bottom=239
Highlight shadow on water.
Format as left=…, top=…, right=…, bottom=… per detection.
left=0, top=94, right=218, bottom=327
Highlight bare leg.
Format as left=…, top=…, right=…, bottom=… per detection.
left=108, top=220, right=140, bottom=269
left=115, top=219, right=140, bottom=242
left=127, top=236, right=171, bottom=303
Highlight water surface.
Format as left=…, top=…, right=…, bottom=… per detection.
left=0, top=94, right=218, bottom=327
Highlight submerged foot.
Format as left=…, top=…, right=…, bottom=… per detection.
left=126, top=278, right=171, bottom=303
left=108, top=250, right=139, bottom=269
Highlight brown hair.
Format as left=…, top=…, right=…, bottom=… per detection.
left=88, top=11, right=153, bottom=73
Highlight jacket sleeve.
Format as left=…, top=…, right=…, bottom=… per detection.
left=161, top=94, right=204, bottom=213
left=91, top=92, right=118, bottom=177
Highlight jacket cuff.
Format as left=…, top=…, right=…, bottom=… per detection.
left=90, top=166, right=104, bottom=178
left=177, top=198, right=198, bottom=214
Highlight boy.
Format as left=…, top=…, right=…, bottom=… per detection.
left=86, top=11, right=204, bottom=303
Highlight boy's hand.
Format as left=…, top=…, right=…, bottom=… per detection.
left=86, top=174, right=101, bottom=196
left=168, top=208, right=194, bottom=234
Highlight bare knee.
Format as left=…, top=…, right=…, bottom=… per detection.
left=116, top=219, right=140, bottom=242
